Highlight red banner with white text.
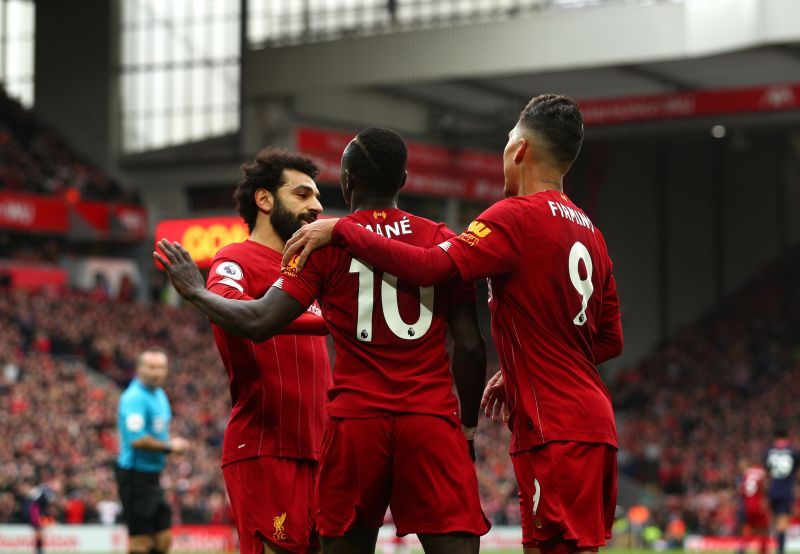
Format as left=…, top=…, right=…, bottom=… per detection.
left=0, top=192, right=146, bottom=239
left=580, top=83, right=800, bottom=126
left=296, top=127, right=506, bottom=202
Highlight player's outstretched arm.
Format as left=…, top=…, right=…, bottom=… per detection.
left=448, top=301, right=487, bottom=460
left=283, top=218, right=458, bottom=286
left=155, top=240, right=306, bottom=342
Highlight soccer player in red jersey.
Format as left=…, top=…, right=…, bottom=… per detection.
left=738, top=461, right=769, bottom=554
left=155, top=127, right=490, bottom=554
left=206, top=149, right=331, bottom=554
left=283, top=95, right=624, bottom=554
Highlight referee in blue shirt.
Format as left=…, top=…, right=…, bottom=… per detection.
left=117, top=347, right=189, bottom=554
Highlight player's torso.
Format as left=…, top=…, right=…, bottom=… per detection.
left=766, top=444, right=798, bottom=497
left=209, top=241, right=329, bottom=464
left=318, top=209, right=461, bottom=418
left=741, top=467, right=767, bottom=503
left=488, top=191, right=617, bottom=451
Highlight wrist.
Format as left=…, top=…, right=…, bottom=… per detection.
left=162, top=441, right=173, bottom=453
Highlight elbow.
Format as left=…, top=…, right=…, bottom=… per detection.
left=243, top=319, right=276, bottom=343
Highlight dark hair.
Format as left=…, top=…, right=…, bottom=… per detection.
left=775, top=424, right=789, bottom=439
left=518, top=94, right=584, bottom=170
left=345, top=126, right=407, bottom=192
left=234, top=148, right=319, bottom=233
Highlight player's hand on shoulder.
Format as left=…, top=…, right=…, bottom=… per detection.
left=169, top=436, right=190, bottom=453
left=153, top=239, right=205, bottom=301
left=481, top=370, right=509, bottom=423
left=282, top=218, right=340, bottom=272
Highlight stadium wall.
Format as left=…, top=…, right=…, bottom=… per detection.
left=33, top=0, right=115, bottom=169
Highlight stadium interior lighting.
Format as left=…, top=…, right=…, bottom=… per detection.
left=711, top=124, right=727, bottom=139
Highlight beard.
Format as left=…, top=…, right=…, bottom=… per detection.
left=270, top=196, right=316, bottom=243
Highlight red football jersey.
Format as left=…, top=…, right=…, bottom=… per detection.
left=206, top=240, right=330, bottom=465
left=741, top=466, right=767, bottom=509
left=275, top=209, right=474, bottom=419
left=441, top=191, right=621, bottom=453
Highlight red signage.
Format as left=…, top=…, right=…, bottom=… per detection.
left=154, top=217, right=249, bottom=269
left=0, top=192, right=69, bottom=232
left=296, top=127, right=505, bottom=202
left=580, top=83, right=800, bottom=126
left=0, top=192, right=147, bottom=239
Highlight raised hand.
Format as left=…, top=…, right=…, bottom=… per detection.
left=282, top=218, right=340, bottom=272
left=153, top=239, right=205, bottom=301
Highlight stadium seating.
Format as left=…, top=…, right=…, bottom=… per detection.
left=0, top=86, right=137, bottom=203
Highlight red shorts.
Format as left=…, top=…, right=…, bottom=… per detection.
left=511, top=441, right=617, bottom=552
left=222, top=456, right=318, bottom=554
left=317, top=415, right=490, bottom=538
left=744, top=507, right=769, bottom=530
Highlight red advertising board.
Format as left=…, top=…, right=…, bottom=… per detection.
left=0, top=192, right=69, bottom=233
left=580, top=83, right=800, bottom=126
left=296, top=127, right=505, bottom=202
left=154, top=217, right=249, bottom=269
left=0, top=192, right=147, bottom=240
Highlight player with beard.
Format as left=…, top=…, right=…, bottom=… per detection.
left=205, top=148, right=331, bottom=554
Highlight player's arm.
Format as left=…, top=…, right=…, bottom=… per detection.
left=283, top=199, right=522, bottom=284
left=156, top=240, right=307, bottom=342
left=447, top=298, right=487, bottom=461
left=592, top=270, right=624, bottom=364
left=208, top=259, right=329, bottom=336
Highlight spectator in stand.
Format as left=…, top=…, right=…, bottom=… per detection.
left=0, top=85, right=138, bottom=203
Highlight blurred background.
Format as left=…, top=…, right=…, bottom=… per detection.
left=2, top=0, right=800, bottom=551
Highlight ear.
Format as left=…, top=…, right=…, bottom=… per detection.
left=342, top=169, right=353, bottom=201
left=398, top=170, right=408, bottom=190
left=513, top=138, right=528, bottom=165
left=254, top=188, right=274, bottom=214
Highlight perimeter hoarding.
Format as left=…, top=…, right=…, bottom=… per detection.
left=154, top=217, right=248, bottom=269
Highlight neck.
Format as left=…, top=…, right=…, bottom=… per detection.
left=350, top=192, right=399, bottom=212
left=517, top=162, right=564, bottom=196
left=249, top=220, right=284, bottom=253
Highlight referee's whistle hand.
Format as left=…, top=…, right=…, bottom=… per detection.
left=169, top=437, right=190, bottom=453
left=153, top=239, right=204, bottom=301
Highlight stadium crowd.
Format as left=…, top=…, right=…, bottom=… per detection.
left=613, top=251, right=800, bottom=535
left=0, top=86, right=137, bottom=203
left=1, top=248, right=798, bottom=532
left=0, top=288, right=230, bottom=525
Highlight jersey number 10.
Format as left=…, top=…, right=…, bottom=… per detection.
left=350, top=259, right=434, bottom=342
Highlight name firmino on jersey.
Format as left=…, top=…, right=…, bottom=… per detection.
left=548, top=201, right=594, bottom=232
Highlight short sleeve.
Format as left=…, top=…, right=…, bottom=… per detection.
left=273, top=249, right=328, bottom=309
left=207, top=257, right=251, bottom=300
left=120, top=395, right=149, bottom=442
left=442, top=198, right=525, bottom=282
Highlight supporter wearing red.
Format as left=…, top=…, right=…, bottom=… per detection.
left=155, top=127, right=490, bottom=554
left=737, top=460, right=769, bottom=554
left=283, top=95, right=624, bottom=554
left=765, top=426, right=800, bottom=554
left=206, top=149, right=330, bottom=554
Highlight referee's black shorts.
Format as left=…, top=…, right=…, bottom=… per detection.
left=115, top=466, right=171, bottom=536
